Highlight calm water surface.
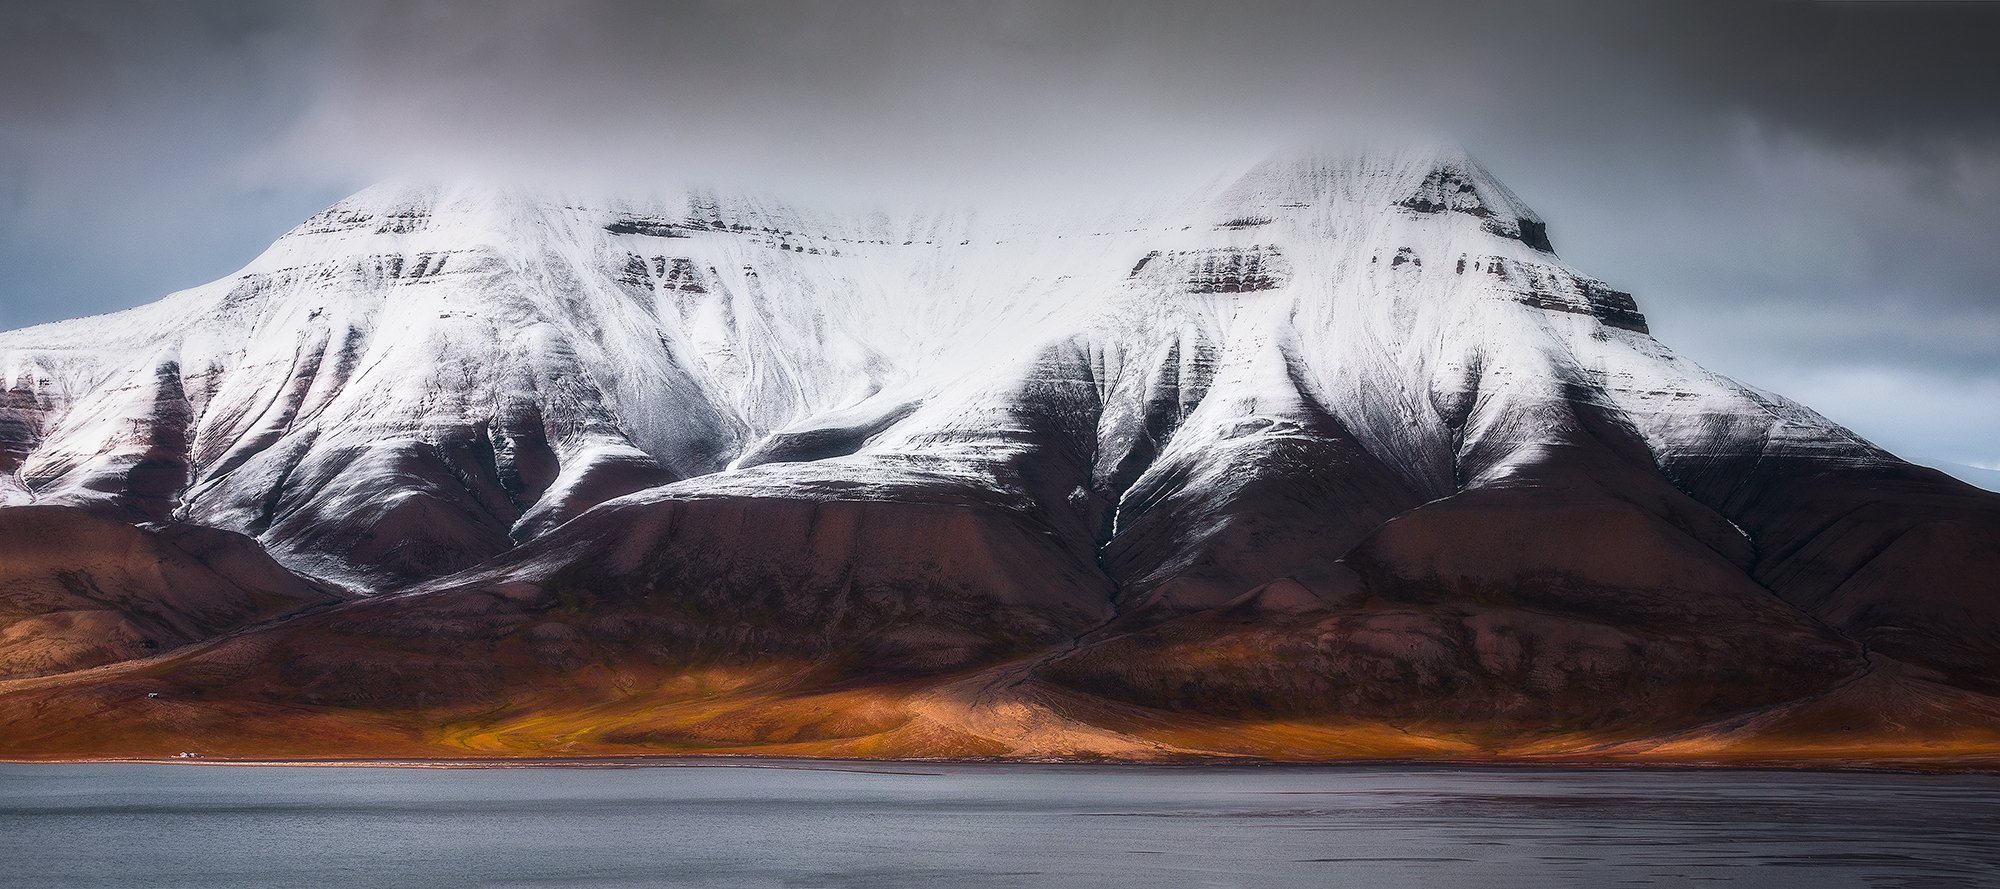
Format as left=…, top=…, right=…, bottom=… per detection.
left=1, top=762, right=1995, bottom=887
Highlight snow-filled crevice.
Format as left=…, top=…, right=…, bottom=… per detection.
left=0, top=147, right=1905, bottom=587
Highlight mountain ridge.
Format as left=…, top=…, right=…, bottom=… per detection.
left=1, top=146, right=1996, bottom=764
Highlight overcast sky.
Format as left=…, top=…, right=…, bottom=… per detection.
left=2, top=0, right=1996, bottom=473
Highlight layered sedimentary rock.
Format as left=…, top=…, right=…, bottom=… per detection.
left=0, top=147, right=1995, bottom=762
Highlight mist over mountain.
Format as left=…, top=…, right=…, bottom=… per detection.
left=1940, top=462, right=2000, bottom=494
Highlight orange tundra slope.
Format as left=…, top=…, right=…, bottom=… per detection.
left=1, top=149, right=1998, bottom=766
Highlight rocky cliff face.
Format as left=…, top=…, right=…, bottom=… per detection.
left=0, top=147, right=1996, bottom=763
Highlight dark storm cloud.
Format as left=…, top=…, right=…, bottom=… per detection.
left=267, top=1, right=2000, bottom=193
left=1559, top=1, right=2000, bottom=154
left=1, top=0, right=1997, bottom=468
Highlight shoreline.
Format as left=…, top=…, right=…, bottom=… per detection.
left=9, top=753, right=1999, bottom=775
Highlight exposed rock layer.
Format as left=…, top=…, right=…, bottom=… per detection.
left=0, top=148, right=1995, bottom=763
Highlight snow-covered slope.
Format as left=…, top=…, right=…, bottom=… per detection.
left=4, top=145, right=2000, bottom=761
left=0, top=147, right=1882, bottom=585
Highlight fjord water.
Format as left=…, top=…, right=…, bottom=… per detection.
left=2, top=763, right=1994, bottom=887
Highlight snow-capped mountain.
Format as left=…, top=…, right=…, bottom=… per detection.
left=1, top=147, right=1996, bottom=763
left=0, top=148, right=1872, bottom=582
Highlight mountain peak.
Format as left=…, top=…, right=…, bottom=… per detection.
left=4, top=145, right=1999, bottom=766
left=1218, top=144, right=1554, bottom=253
